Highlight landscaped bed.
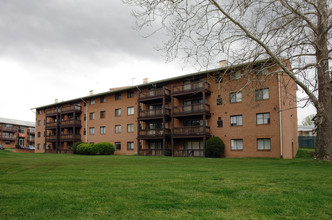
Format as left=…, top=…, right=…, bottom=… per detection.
left=0, top=149, right=331, bottom=219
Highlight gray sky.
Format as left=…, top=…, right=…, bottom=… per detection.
left=0, top=0, right=315, bottom=124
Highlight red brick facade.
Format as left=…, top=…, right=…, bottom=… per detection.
left=35, top=60, right=298, bottom=158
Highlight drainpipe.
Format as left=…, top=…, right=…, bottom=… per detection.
left=278, top=72, right=283, bottom=158
left=80, top=98, right=88, bottom=143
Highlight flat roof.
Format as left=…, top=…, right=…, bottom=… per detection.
left=33, top=58, right=274, bottom=110
left=0, top=117, right=35, bottom=127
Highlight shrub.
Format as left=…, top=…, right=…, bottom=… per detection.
left=94, top=142, right=115, bottom=155
left=72, top=142, right=82, bottom=154
left=205, top=136, right=225, bottom=158
left=77, top=143, right=95, bottom=155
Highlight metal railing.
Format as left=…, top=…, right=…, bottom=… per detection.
left=139, top=88, right=170, bottom=99
left=173, top=126, right=210, bottom=136
left=173, top=103, right=210, bottom=115
left=138, top=128, right=171, bottom=137
left=173, top=81, right=210, bottom=94
left=138, top=108, right=171, bottom=118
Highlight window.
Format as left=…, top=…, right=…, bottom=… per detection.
left=127, top=142, right=134, bottom=150
left=127, top=90, right=134, bottom=98
left=18, top=126, right=25, bottom=133
left=229, top=70, right=241, bottom=80
left=230, top=92, right=242, bottom=103
left=100, top=111, right=106, bottom=119
left=115, top=108, right=121, bottom=117
left=37, top=144, right=40, bottom=150
left=127, top=124, right=134, bottom=133
left=256, top=88, right=269, bottom=100
left=115, top=92, right=121, bottom=100
left=84, top=114, right=86, bottom=121
left=127, top=107, right=134, bottom=115
left=255, top=68, right=269, bottom=75
left=89, top=127, right=95, bottom=135
left=84, top=128, right=86, bottom=135
left=100, top=126, right=106, bottom=134
left=115, top=125, right=121, bottom=133
left=100, top=96, right=106, bottom=103
left=257, top=138, right=271, bottom=150
left=257, top=113, right=270, bottom=125
left=230, top=115, right=243, bottom=126
left=115, top=142, right=121, bottom=150
left=37, top=132, right=41, bottom=138
left=217, top=95, right=222, bottom=105
left=90, top=98, right=95, bottom=105
left=38, top=120, right=41, bottom=126
left=231, top=139, right=243, bottom=150
left=89, top=112, right=95, bottom=120
left=38, top=109, right=42, bottom=115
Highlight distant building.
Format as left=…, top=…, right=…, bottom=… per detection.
left=34, top=59, right=298, bottom=158
left=298, top=125, right=316, bottom=136
left=0, top=117, right=35, bottom=148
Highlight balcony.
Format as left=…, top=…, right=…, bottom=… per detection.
left=173, top=103, right=210, bottom=118
left=138, top=128, right=171, bottom=139
left=138, top=88, right=171, bottom=103
left=61, top=120, right=82, bottom=127
left=60, top=134, right=81, bottom=142
left=173, top=126, right=210, bottom=138
left=46, top=108, right=59, bottom=116
left=173, top=149, right=204, bottom=157
left=45, top=135, right=57, bottom=142
left=138, top=108, right=171, bottom=121
left=139, top=149, right=164, bottom=156
left=46, top=121, right=58, bottom=129
left=172, top=81, right=210, bottom=97
left=2, top=135, right=16, bottom=141
left=61, top=105, right=82, bottom=114
left=1, top=126, right=16, bottom=133
left=28, top=129, right=35, bottom=135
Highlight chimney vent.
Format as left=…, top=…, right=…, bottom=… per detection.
left=143, top=78, right=149, bottom=84
left=55, top=99, right=58, bottom=103
left=219, top=60, right=227, bottom=67
left=89, top=90, right=94, bottom=95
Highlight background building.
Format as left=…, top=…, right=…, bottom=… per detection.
left=0, top=117, right=35, bottom=148
left=34, top=60, right=298, bottom=158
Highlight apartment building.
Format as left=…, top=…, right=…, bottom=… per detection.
left=34, top=59, right=298, bottom=158
left=0, top=117, right=35, bottom=148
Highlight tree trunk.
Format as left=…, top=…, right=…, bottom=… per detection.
left=314, top=0, right=332, bottom=160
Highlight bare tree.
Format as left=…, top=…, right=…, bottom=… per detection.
left=124, top=0, right=332, bottom=160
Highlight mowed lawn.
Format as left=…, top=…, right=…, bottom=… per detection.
left=0, top=149, right=331, bottom=219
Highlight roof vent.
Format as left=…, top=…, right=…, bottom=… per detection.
left=55, top=99, right=59, bottom=103
left=89, top=90, right=94, bottom=95
left=143, top=78, right=149, bottom=84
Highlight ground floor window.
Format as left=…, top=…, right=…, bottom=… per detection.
left=127, top=142, right=134, bottom=150
left=149, top=141, right=162, bottom=149
left=257, top=138, right=271, bottom=150
left=231, top=139, right=243, bottom=150
left=115, top=142, right=121, bottom=150
left=184, top=140, right=203, bottom=150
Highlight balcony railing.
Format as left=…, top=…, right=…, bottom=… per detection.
left=46, top=121, right=58, bottom=128
left=173, top=103, right=210, bottom=117
left=28, top=128, right=35, bottom=134
left=1, top=126, right=16, bottom=133
left=61, top=134, right=81, bottom=140
left=139, top=149, right=164, bottom=156
left=173, top=126, right=210, bottom=137
left=46, top=108, right=59, bottom=115
left=138, top=108, right=171, bottom=119
left=138, top=128, right=171, bottom=138
left=172, top=81, right=210, bottom=95
left=138, top=88, right=170, bottom=102
left=45, top=135, right=57, bottom=142
left=173, top=149, right=204, bottom=157
left=62, top=105, right=82, bottom=114
left=2, top=135, right=16, bottom=141
left=61, top=120, right=81, bottom=127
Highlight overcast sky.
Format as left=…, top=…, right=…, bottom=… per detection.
left=0, top=0, right=315, bottom=124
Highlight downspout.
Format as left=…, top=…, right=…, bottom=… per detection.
left=278, top=72, right=283, bottom=158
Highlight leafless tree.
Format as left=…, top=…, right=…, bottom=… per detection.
left=123, top=0, right=332, bottom=160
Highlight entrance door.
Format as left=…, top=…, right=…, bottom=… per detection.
left=18, top=138, right=24, bottom=147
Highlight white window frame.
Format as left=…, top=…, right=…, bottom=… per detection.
left=127, top=107, right=134, bottom=115
left=256, top=113, right=270, bottom=125
left=230, top=92, right=242, bottom=103
left=89, top=127, right=95, bottom=135
left=256, top=88, right=269, bottom=100
left=127, top=124, right=134, bottom=133
left=115, top=142, right=121, bottom=150
left=231, top=139, right=243, bottom=150
left=100, top=126, right=106, bottom=134
left=230, top=115, right=243, bottom=126
left=90, top=98, right=95, bottom=105
left=229, top=70, right=241, bottom=80
left=127, top=142, right=134, bottom=150
left=115, top=108, right=121, bottom=117
left=115, top=125, right=121, bottom=133
left=257, top=138, right=271, bottom=150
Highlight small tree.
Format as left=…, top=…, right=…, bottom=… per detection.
left=205, top=136, right=225, bottom=158
left=302, top=114, right=316, bottom=126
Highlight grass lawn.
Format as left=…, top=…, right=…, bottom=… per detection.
left=0, top=149, right=331, bottom=219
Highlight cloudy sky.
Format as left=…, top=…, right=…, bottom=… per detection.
left=0, top=0, right=315, bottom=124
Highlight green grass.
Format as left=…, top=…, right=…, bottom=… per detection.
left=0, top=149, right=331, bottom=219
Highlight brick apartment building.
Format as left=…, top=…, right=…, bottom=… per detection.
left=0, top=117, right=35, bottom=148
left=34, top=60, right=298, bottom=158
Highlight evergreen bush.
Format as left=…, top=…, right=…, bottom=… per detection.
left=72, top=141, right=82, bottom=154
left=205, top=136, right=225, bottom=158
left=94, top=142, right=115, bottom=155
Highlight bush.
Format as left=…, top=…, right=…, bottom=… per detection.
left=76, top=142, right=114, bottom=155
left=94, top=142, right=115, bottom=155
left=72, top=142, right=82, bottom=154
left=205, top=136, right=225, bottom=158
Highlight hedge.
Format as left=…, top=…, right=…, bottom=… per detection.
left=205, top=136, right=225, bottom=158
left=76, top=142, right=115, bottom=155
